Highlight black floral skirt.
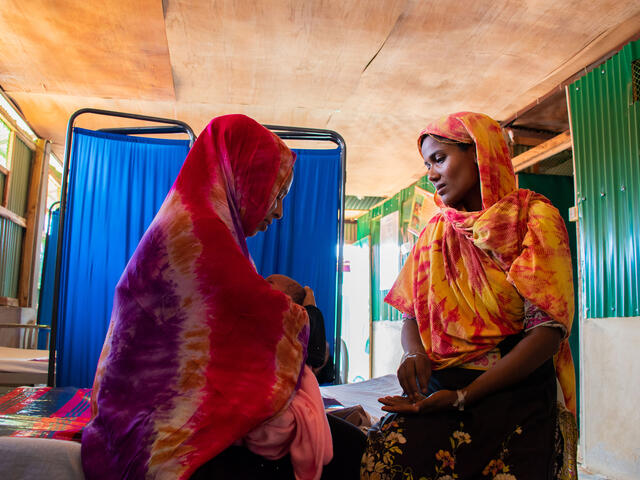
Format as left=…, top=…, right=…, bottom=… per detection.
left=360, top=357, right=574, bottom=480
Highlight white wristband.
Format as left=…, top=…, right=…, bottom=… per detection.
left=401, top=351, right=429, bottom=363
left=452, top=389, right=466, bottom=411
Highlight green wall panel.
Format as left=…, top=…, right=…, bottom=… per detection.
left=569, top=40, right=640, bottom=318
left=7, top=136, right=33, bottom=217
left=353, top=171, right=438, bottom=322
left=0, top=217, right=23, bottom=298
left=357, top=212, right=371, bottom=239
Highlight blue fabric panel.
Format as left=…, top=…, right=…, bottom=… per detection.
left=247, top=148, right=341, bottom=355
left=37, top=208, right=59, bottom=349
left=56, top=128, right=190, bottom=387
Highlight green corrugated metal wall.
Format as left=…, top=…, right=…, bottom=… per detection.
left=569, top=39, right=640, bottom=318
left=356, top=176, right=435, bottom=322
left=7, top=136, right=33, bottom=216
left=0, top=135, right=33, bottom=299
left=0, top=218, right=23, bottom=298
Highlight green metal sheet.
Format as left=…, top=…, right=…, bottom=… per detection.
left=416, top=174, right=436, bottom=194
left=569, top=39, right=640, bottom=318
left=357, top=212, right=371, bottom=239
left=7, top=137, right=33, bottom=217
left=0, top=217, right=23, bottom=298
left=345, top=195, right=385, bottom=210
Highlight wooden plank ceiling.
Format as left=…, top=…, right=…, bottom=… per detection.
left=1, top=0, right=639, bottom=196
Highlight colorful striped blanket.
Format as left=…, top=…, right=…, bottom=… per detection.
left=0, top=387, right=91, bottom=441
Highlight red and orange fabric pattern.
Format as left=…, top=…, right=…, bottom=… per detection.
left=385, top=112, right=576, bottom=414
left=82, top=115, right=311, bottom=479
left=0, top=387, right=91, bottom=441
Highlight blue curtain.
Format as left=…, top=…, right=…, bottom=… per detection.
left=56, top=128, right=190, bottom=387
left=37, top=207, right=59, bottom=349
left=247, top=148, right=341, bottom=355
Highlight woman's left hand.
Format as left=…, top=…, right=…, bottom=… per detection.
left=379, top=390, right=458, bottom=414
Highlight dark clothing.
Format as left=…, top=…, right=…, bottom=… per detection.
left=305, top=305, right=336, bottom=384
left=361, top=335, right=566, bottom=480
left=190, top=414, right=366, bottom=480
left=305, top=305, right=327, bottom=369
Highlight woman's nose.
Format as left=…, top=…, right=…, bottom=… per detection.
left=272, top=200, right=284, bottom=219
left=428, top=168, right=439, bottom=183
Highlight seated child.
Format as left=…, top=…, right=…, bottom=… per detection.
left=266, top=275, right=331, bottom=376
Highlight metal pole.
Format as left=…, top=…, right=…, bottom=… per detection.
left=265, top=125, right=347, bottom=384
left=47, top=108, right=195, bottom=386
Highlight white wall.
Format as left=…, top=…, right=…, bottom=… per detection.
left=372, top=320, right=403, bottom=378
left=0, top=307, right=37, bottom=347
left=581, top=316, right=640, bottom=479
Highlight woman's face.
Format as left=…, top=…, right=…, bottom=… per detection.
left=253, top=171, right=294, bottom=235
left=421, top=136, right=481, bottom=211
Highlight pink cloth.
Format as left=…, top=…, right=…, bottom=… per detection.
left=243, top=366, right=333, bottom=480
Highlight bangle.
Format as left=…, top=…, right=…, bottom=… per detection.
left=452, top=389, right=466, bottom=411
left=401, top=351, right=429, bottom=363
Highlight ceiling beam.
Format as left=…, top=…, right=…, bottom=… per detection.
left=512, top=130, right=572, bottom=172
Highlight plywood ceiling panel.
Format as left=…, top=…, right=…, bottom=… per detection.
left=165, top=0, right=407, bottom=108
left=1, top=0, right=639, bottom=196
left=0, top=0, right=174, bottom=99
left=7, top=93, right=180, bottom=160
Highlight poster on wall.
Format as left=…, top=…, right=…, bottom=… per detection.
left=379, top=210, right=399, bottom=291
left=408, top=186, right=438, bottom=236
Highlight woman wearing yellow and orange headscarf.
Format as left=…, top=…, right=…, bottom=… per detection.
left=361, top=112, right=577, bottom=480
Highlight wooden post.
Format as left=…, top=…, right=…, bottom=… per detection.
left=29, top=141, right=51, bottom=308
left=17, top=139, right=48, bottom=307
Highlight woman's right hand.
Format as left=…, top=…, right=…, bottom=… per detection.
left=397, top=352, right=431, bottom=402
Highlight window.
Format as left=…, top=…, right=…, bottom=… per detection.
left=0, top=118, right=10, bottom=169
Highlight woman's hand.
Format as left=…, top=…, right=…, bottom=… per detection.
left=303, top=286, right=316, bottom=306
left=379, top=390, right=458, bottom=414
left=397, top=352, right=432, bottom=402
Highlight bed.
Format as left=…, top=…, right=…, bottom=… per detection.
left=0, top=376, right=400, bottom=479
left=0, top=347, right=49, bottom=386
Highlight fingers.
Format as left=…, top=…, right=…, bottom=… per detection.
left=414, top=357, right=431, bottom=395
left=378, top=390, right=457, bottom=415
left=397, top=359, right=423, bottom=402
left=378, top=395, right=409, bottom=405
left=379, top=396, right=420, bottom=414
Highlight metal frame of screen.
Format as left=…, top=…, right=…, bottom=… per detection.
left=47, top=108, right=196, bottom=385
left=34, top=200, right=60, bottom=348
left=264, top=125, right=346, bottom=384
left=47, top=112, right=346, bottom=387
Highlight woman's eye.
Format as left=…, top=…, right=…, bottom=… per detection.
left=434, top=155, right=446, bottom=163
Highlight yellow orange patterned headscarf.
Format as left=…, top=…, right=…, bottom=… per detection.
left=386, top=112, right=576, bottom=414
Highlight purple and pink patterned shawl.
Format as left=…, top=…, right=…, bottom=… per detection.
left=81, top=114, right=309, bottom=479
